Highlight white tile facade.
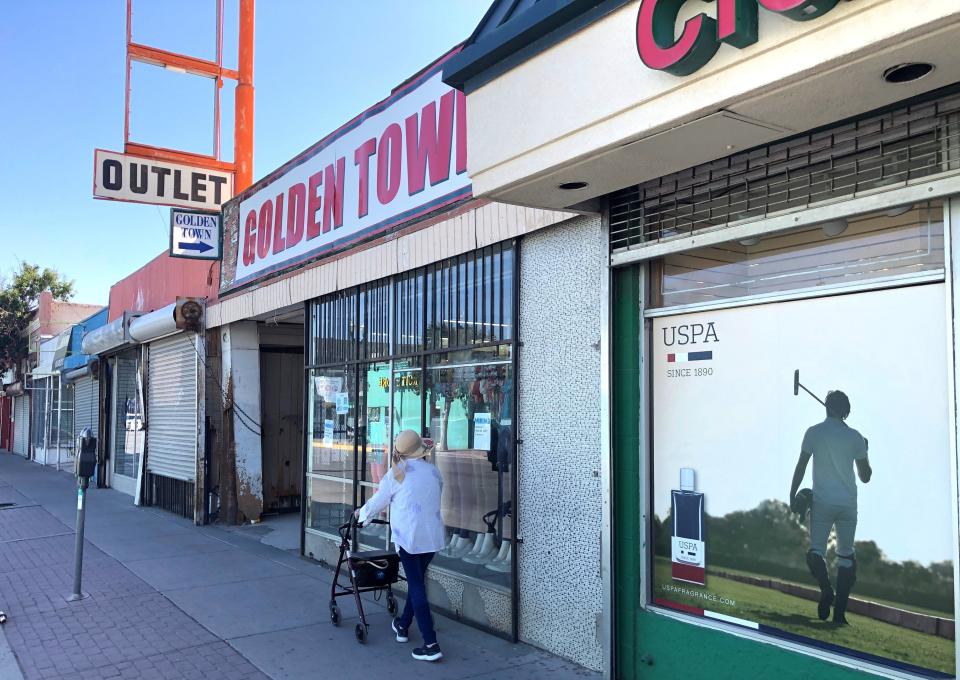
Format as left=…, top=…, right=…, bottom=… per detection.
left=518, top=214, right=604, bottom=670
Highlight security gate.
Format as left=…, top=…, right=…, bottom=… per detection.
left=73, top=376, right=98, bottom=440
left=146, top=332, right=198, bottom=518
left=12, top=395, right=29, bottom=457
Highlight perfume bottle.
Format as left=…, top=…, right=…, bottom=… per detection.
left=671, top=467, right=705, bottom=585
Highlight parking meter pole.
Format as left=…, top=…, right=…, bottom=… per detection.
left=68, top=477, right=89, bottom=602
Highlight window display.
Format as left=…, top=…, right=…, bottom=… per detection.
left=427, top=357, right=513, bottom=587
left=306, top=241, right=517, bottom=634
left=651, top=284, right=955, bottom=676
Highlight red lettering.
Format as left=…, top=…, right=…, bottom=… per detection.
left=636, top=0, right=719, bottom=77
left=242, top=210, right=257, bottom=266
left=758, top=0, right=837, bottom=21
left=455, top=90, right=467, bottom=175
left=377, top=124, right=403, bottom=205
left=256, top=199, right=273, bottom=260
left=354, top=138, right=376, bottom=218
left=307, top=171, right=323, bottom=239
left=287, top=183, right=306, bottom=247
left=272, top=192, right=286, bottom=254
left=405, top=91, right=454, bottom=195
left=323, top=158, right=345, bottom=232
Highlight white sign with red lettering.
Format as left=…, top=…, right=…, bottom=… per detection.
left=233, top=60, right=470, bottom=288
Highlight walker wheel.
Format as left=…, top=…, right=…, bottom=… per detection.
left=355, top=623, right=368, bottom=644
left=329, top=604, right=341, bottom=627
left=387, top=595, right=398, bottom=616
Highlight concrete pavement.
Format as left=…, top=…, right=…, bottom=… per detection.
left=0, top=452, right=598, bottom=679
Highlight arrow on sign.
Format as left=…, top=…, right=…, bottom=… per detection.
left=178, top=242, right=214, bottom=253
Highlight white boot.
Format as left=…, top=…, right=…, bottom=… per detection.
left=450, top=534, right=477, bottom=559
left=485, top=544, right=512, bottom=572
left=439, top=533, right=460, bottom=557
left=464, top=533, right=498, bottom=564
left=458, top=534, right=485, bottom=561
left=484, top=540, right=510, bottom=568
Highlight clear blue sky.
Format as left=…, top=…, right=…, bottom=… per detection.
left=0, top=1, right=487, bottom=305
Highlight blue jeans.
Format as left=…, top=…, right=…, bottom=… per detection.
left=397, top=547, right=436, bottom=645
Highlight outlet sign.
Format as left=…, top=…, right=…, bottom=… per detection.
left=94, top=149, right=233, bottom=211
left=636, top=0, right=839, bottom=76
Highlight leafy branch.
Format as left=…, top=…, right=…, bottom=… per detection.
left=0, top=263, right=75, bottom=370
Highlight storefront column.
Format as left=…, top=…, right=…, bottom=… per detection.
left=611, top=264, right=642, bottom=680
left=221, top=320, right=263, bottom=522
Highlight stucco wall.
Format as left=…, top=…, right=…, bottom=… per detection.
left=517, top=214, right=604, bottom=670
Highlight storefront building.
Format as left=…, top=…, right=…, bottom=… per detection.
left=12, top=292, right=103, bottom=462
left=209, top=47, right=605, bottom=656
left=445, top=1, right=960, bottom=678
left=81, top=253, right=215, bottom=520
left=61, top=308, right=109, bottom=467
left=30, top=332, right=75, bottom=468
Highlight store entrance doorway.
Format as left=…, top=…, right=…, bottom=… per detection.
left=257, top=320, right=304, bottom=551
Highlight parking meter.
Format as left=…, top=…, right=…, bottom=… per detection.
left=76, top=428, right=97, bottom=481
left=69, top=427, right=96, bottom=602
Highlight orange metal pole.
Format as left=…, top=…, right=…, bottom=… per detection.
left=234, top=0, right=255, bottom=193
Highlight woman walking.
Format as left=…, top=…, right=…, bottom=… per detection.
left=356, top=429, right=446, bottom=661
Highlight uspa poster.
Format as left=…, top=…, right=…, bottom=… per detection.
left=651, top=284, right=955, bottom=676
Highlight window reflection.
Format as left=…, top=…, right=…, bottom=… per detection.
left=308, top=367, right=355, bottom=479
left=306, top=242, right=517, bottom=627
left=426, top=362, right=513, bottom=587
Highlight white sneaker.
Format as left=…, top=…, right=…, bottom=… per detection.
left=392, top=618, right=409, bottom=643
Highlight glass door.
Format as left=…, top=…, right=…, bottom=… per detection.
left=305, top=366, right=357, bottom=536
left=108, top=351, right=141, bottom=497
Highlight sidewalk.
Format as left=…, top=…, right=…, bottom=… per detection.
left=0, top=452, right=597, bottom=680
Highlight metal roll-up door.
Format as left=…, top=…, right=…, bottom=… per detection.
left=12, top=395, right=29, bottom=457
left=73, top=376, right=99, bottom=440
left=147, top=333, right=198, bottom=481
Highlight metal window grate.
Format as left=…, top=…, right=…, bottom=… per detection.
left=309, top=242, right=515, bottom=368
left=609, top=92, right=960, bottom=254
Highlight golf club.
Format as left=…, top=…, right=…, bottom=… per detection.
left=793, top=369, right=826, bottom=407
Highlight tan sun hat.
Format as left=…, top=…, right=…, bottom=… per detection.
left=393, top=429, right=434, bottom=460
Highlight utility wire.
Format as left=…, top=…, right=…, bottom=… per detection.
left=187, top=333, right=263, bottom=437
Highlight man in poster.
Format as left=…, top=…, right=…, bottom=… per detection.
left=790, top=390, right=872, bottom=625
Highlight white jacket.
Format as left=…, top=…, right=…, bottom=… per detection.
left=358, top=458, right=446, bottom=555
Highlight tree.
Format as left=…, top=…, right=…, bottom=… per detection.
left=0, top=263, right=75, bottom=370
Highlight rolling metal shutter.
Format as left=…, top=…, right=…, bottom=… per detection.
left=146, top=333, right=198, bottom=482
left=12, top=395, right=29, bottom=457
left=73, top=376, right=98, bottom=439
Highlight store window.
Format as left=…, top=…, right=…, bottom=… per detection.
left=646, top=203, right=955, bottom=675
left=654, top=201, right=944, bottom=308
left=306, top=242, right=517, bottom=633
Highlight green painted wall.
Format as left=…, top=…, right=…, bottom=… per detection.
left=611, top=265, right=874, bottom=680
